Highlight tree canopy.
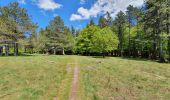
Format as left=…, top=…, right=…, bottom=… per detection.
left=0, top=1, right=170, bottom=62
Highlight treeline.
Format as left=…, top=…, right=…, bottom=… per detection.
left=73, top=0, right=169, bottom=62
left=0, top=1, right=170, bottom=63
left=35, top=16, right=75, bottom=55
left=74, top=0, right=169, bottom=62
left=0, top=2, right=37, bottom=55
left=110, top=0, right=170, bottom=62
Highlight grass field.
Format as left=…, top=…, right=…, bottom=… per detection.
left=0, top=55, right=170, bottom=100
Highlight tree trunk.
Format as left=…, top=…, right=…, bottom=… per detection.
left=142, top=24, right=147, bottom=58
left=118, top=26, right=123, bottom=57
left=120, top=49, right=123, bottom=57
left=5, top=45, right=9, bottom=56
left=159, top=37, right=164, bottom=62
left=102, top=52, right=105, bottom=58
left=53, top=48, right=56, bottom=55
left=157, top=1, right=165, bottom=62
left=168, top=37, right=170, bottom=61
left=153, top=36, right=157, bottom=60
left=14, top=43, right=18, bottom=56
left=137, top=17, right=141, bottom=57
left=62, top=48, right=65, bottom=55
left=167, top=0, right=170, bottom=61
left=128, top=27, right=131, bottom=57
left=132, top=40, right=137, bottom=58
left=24, top=46, right=26, bottom=53
left=31, top=48, right=33, bottom=54
left=0, top=46, right=2, bottom=56
left=128, top=17, right=131, bottom=57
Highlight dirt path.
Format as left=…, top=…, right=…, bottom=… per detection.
left=69, top=59, right=79, bottom=100
left=54, top=58, right=79, bottom=100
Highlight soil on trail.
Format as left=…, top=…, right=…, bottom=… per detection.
left=69, top=61, right=79, bottom=100
left=54, top=58, right=79, bottom=100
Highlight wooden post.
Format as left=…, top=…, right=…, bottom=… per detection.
left=14, top=42, right=18, bottom=56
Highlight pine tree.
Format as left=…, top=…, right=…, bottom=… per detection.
left=114, top=11, right=126, bottom=56
left=89, top=19, right=95, bottom=26
left=98, top=16, right=107, bottom=28
left=126, top=5, right=134, bottom=57
left=0, top=2, right=36, bottom=56
left=105, top=12, right=113, bottom=27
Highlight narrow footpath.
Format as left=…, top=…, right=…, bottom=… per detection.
left=54, top=57, right=79, bottom=100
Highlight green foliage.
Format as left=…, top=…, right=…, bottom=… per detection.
left=37, top=16, right=75, bottom=54
left=105, top=12, right=113, bottom=27
left=0, top=2, right=37, bottom=41
left=45, top=16, right=65, bottom=49
left=98, top=16, right=107, bottom=28
left=76, top=25, right=118, bottom=55
left=1, top=1, right=170, bottom=62
left=0, top=16, right=16, bottom=33
left=92, top=27, right=118, bottom=53
left=113, top=11, right=127, bottom=56
left=76, top=25, right=99, bottom=54
left=35, top=29, right=48, bottom=53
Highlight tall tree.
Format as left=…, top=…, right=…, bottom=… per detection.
left=98, top=16, right=107, bottom=28
left=44, top=16, right=74, bottom=55
left=144, top=0, right=168, bottom=62
left=45, top=16, right=65, bottom=54
left=133, top=7, right=143, bottom=57
left=92, top=27, right=118, bottom=58
left=89, top=19, right=95, bottom=26
left=71, top=26, right=76, bottom=36
left=126, top=5, right=134, bottom=57
left=36, top=29, right=49, bottom=53
left=114, top=11, right=126, bottom=56
left=0, top=2, right=37, bottom=55
left=105, top=12, right=113, bottom=27
left=76, top=26, right=99, bottom=55
left=165, top=0, right=170, bottom=61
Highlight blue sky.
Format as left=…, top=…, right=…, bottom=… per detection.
left=0, top=0, right=144, bottom=31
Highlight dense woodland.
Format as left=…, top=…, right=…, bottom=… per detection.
left=0, top=0, right=170, bottom=62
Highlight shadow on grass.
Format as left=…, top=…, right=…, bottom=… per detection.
left=120, top=57, right=150, bottom=61
left=0, top=53, right=34, bottom=57
left=118, top=57, right=170, bottom=64
left=121, top=57, right=170, bottom=63
left=91, top=56, right=112, bottom=59
left=91, top=55, right=162, bottom=63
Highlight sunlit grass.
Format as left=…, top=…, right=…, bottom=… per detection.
left=0, top=55, right=170, bottom=100
left=0, top=55, right=73, bottom=100
left=78, top=56, right=170, bottom=100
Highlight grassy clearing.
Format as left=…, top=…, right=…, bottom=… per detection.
left=0, top=55, right=170, bottom=100
left=78, top=56, right=170, bottom=100
left=0, top=55, right=74, bottom=100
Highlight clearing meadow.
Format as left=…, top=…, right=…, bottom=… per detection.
left=0, top=55, right=170, bottom=100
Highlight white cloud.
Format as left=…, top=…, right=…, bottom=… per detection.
left=70, top=14, right=82, bottom=21
left=18, top=0, right=26, bottom=4
left=80, top=0, right=86, bottom=4
left=33, top=0, right=62, bottom=11
left=70, top=0, right=144, bottom=21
